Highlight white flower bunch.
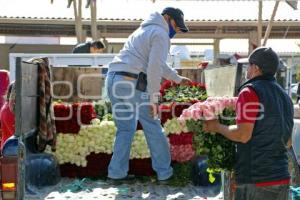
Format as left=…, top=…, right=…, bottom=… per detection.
left=130, top=130, right=151, bottom=159
left=47, top=120, right=116, bottom=167
left=49, top=134, right=89, bottom=167
left=48, top=119, right=156, bottom=166
left=163, top=118, right=189, bottom=135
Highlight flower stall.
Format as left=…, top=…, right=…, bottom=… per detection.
left=46, top=78, right=237, bottom=192
left=46, top=66, right=238, bottom=190
left=12, top=56, right=245, bottom=200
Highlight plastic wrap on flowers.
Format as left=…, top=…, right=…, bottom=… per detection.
left=54, top=102, right=96, bottom=134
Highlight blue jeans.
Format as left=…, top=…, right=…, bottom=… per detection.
left=234, top=184, right=290, bottom=200
left=105, top=72, right=173, bottom=180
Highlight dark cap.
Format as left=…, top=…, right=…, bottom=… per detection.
left=162, top=7, right=189, bottom=33
left=248, top=47, right=279, bottom=75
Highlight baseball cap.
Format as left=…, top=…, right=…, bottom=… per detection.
left=239, top=47, right=279, bottom=75
left=162, top=7, right=189, bottom=33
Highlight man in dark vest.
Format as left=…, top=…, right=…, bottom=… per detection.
left=72, top=40, right=106, bottom=53
left=204, top=47, right=293, bottom=200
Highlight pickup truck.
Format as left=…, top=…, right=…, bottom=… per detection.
left=1, top=55, right=299, bottom=200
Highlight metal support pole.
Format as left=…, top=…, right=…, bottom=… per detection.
left=213, top=39, right=220, bottom=65
left=263, top=1, right=280, bottom=46
left=257, top=1, right=263, bottom=47
left=91, top=0, right=98, bottom=40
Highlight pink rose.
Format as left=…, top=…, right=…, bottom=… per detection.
left=203, top=108, right=217, bottom=120
left=222, top=98, right=231, bottom=108
left=204, top=102, right=216, bottom=114
left=191, top=109, right=202, bottom=120
left=193, top=102, right=204, bottom=109
left=180, top=109, right=192, bottom=120
left=213, top=100, right=225, bottom=115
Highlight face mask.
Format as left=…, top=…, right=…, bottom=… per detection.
left=168, top=20, right=176, bottom=38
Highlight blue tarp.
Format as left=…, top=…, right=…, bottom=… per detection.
left=290, top=186, right=300, bottom=200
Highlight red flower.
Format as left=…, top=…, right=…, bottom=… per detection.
left=160, top=80, right=174, bottom=97
left=168, top=133, right=193, bottom=146
left=54, top=102, right=96, bottom=134
left=159, top=103, right=173, bottom=124
left=190, top=82, right=206, bottom=90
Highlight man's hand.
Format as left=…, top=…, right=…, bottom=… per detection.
left=203, top=119, right=220, bottom=133
left=150, top=104, right=159, bottom=119
left=204, top=121, right=254, bottom=143
left=179, top=76, right=192, bottom=85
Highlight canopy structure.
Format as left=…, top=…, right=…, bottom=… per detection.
left=0, top=0, right=299, bottom=58
left=0, top=17, right=299, bottom=39
left=0, top=0, right=299, bottom=39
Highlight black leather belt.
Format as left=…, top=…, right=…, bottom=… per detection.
left=114, top=71, right=138, bottom=79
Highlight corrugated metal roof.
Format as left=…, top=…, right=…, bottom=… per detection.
left=0, top=15, right=299, bottom=22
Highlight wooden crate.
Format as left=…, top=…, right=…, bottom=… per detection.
left=177, top=68, right=204, bottom=83
left=180, top=59, right=202, bottom=68
left=51, top=67, right=105, bottom=102
left=51, top=67, right=204, bottom=102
